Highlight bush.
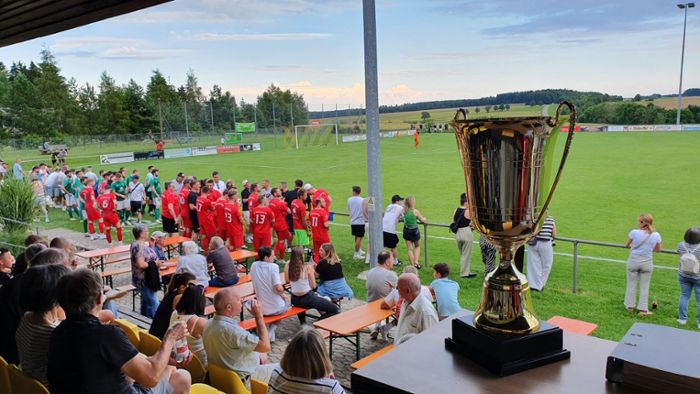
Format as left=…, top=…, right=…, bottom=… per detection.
left=0, top=229, right=30, bottom=256
left=0, top=179, right=37, bottom=232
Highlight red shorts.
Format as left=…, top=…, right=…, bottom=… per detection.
left=200, top=223, right=216, bottom=238
left=86, top=207, right=101, bottom=221
left=275, top=228, right=290, bottom=241
left=217, top=226, right=228, bottom=240
left=253, top=233, right=272, bottom=252
left=228, top=231, right=244, bottom=248
left=180, top=212, right=191, bottom=229
left=102, top=213, right=119, bottom=227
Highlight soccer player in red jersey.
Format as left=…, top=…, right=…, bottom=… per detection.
left=248, top=183, right=260, bottom=210
left=178, top=179, right=193, bottom=237
left=206, top=179, right=222, bottom=202
left=161, top=181, right=181, bottom=237
left=80, top=178, right=104, bottom=240
left=305, top=184, right=332, bottom=213
left=291, top=189, right=310, bottom=249
left=214, top=191, right=228, bottom=241
left=223, top=189, right=245, bottom=250
left=96, top=187, right=123, bottom=245
left=196, top=185, right=217, bottom=252
left=269, top=188, right=291, bottom=259
left=251, top=195, right=274, bottom=253
left=309, top=197, right=330, bottom=263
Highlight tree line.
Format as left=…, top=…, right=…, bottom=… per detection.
left=0, top=49, right=309, bottom=144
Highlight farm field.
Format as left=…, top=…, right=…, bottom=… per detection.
left=652, top=96, right=700, bottom=109
left=27, top=129, right=700, bottom=341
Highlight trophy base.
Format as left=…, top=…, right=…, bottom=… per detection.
left=445, top=314, right=570, bottom=376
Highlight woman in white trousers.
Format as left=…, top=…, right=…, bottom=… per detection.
left=527, top=216, right=556, bottom=291
left=453, top=193, right=475, bottom=278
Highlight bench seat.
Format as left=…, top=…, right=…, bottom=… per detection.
left=547, top=315, right=598, bottom=336
left=239, top=306, right=307, bottom=330
left=351, top=344, right=395, bottom=369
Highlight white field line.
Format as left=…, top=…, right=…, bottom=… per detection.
left=329, top=222, right=677, bottom=271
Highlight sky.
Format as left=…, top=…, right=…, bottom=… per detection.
left=0, top=0, right=698, bottom=110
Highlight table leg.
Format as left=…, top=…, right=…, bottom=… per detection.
left=356, top=331, right=361, bottom=361
left=329, top=334, right=334, bottom=359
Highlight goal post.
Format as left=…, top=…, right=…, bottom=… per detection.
left=292, top=124, right=339, bottom=149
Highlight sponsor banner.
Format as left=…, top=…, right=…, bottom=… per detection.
left=217, top=145, right=241, bottom=154
left=683, top=125, right=700, bottom=131
left=224, top=133, right=242, bottom=144
left=560, top=125, right=581, bottom=132
left=100, top=152, right=134, bottom=164
left=252, top=143, right=261, bottom=151
left=607, top=125, right=624, bottom=132
left=235, top=122, right=256, bottom=133
left=623, top=125, right=655, bottom=132
left=192, top=146, right=218, bottom=156
left=310, top=119, right=321, bottom=126
left=164, top=148, right=192, bottom=159
left=581, top=126, right=607, bottom=132
left=380, top=131, right=398, bottom=138
left=653, top=125, right=677, bottom=131
left=407, top=129, right=416, bottom=135
left=134, top=150, right=163, bottom=161
left=341, top=134, right=367, bottom=143
left=239, top=144, right=254, bottom=151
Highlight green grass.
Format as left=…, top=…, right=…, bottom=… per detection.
left=30, top=130, right=700, bottom=341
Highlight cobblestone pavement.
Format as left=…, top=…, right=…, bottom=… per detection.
left=57, top=228, right=394, bottom=393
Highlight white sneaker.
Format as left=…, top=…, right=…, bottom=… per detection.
left=45, top=217, right=49, bottom=223
left=358, top=249, right=366, bottom=256
left=90, top=234, right=98, bottom=240
left=99, top=234, right=107, bottom=240
left=353, top=252, right=363, bottom=260
left=678, top=319, right=687, bottom=325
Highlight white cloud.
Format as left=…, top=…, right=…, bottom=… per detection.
left=99, top=47, right=191, bottom=60
left=182, top=32, right=333, bottom=42
left=50, top=37, right=146, bottom=50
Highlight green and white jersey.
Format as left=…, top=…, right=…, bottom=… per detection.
left=72, top=177, right=82, bottom=197
left=149, top=177, right=162, bottom=196
left=74, top=181, right=85, bottom=210
left=111, top=180, right=128, bottom=201
left=63, top=178, right=74, bottom=194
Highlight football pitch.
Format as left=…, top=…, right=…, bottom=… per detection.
left=32, top=130, right=700, bottom=340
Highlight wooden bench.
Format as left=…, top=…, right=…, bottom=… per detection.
left=239, top=306, right=307, bottom=330
left=547, top=315, right=598, bottom=336
left=101, top=267, right=132, bottom=287
left=118, top=308, right=153, bottom=329
left=351, top=344, right=395, bottom=369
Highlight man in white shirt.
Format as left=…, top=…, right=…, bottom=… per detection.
left=347, top=186, right=366, bottom=260
left=84, top=166, right=98, bottom=184
left=128, top=176, right=146, bottom=223
left=249, top=247, right=288, bottom=341
left=395, top=273, right=438, bottom=345
left=382, top=195, right=404, bottom=264
left=212, top=171, right=226, bottom=193
left=13, top=159, right=24, bottom=180
left=171, top=172, right=185, bottom=195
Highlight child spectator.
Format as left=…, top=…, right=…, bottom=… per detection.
left=430, top=263, right=462, bottom=320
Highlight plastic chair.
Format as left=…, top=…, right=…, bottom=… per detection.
left=0, top=356, right=11, bottom=394
left=184, top=352, right=207, bottom=384
left=250, top=379, right=268, bottom=394
left=8, top=364, right=49, bottom=394
left=190, top=383, right=224, bottom=393
left=207, top=363, right=250, bottom=394
left=138, top=330, right=162, bottom=356
left=114, top=319, right=141, bottom=348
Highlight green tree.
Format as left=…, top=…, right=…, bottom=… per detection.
left=505, top=104, right=511, bottom=111
left=255, top=84, right=307, bottom=128
left=421, top=111, right=431, bottom=121
left=484, top=105, right=491, bottom=113
left=475, top=107, right=480, bottom=114
left=96, top=72, right=129, bottom=134
left=123, top=79, right=154, bottom=134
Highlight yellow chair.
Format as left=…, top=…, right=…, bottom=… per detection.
left=0, top=356, right=11, bottom=394
left=8, top=364, right=49, bottom=394
left=114, top=319, right=141, bottom=348
left=138, top=330, right=162, bottom=356
left=191, top=383, right=224, bottom=393
left=250, top=379, right=268, bottom=394
left=208, top=363, right=250, bottom=394
left=184, top=352, right=207, bottom=384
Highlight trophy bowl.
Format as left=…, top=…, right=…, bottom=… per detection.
left=451, top=102, right=576, bottom=336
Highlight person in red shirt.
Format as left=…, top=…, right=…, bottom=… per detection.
left=269, top=188, right=291, bottom=259
left=206, top=179, right=222, bottom=202
left=309, top=197, right=330, bottom=263
left=178, top=179, right=193, bottom=237
left=214, top=193, right=228, bottom=241
left=251, top=195, right=274, bottom=253
left=305, top=184, right=332, bottom=213
left=223, top=189, right=245, bottom=250
left=291, top=190, right=310, bottom=249
left=196, top=185, right=217, bottom=252
left=80, top=178, right=104, bottom=240
left=161, top=181, right=181, bottom=237
left=96, top=187, right=122, bottom=245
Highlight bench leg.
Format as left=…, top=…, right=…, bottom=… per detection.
left=329, top=334, right=334, bottom=360
left=356, top=332, right=361, bottom=361
left=132, top=290, right=136, bottom=312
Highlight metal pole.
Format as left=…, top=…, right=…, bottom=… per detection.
left=183, top=102, right=189, bottom=138
left=210, top=101, right=214, bottom=131
left=363, top=0, right=383, bottom=268
left=572, top=240, right=578, bottom=294
left=676, top=5, right=690, bottom=126
left=423, top=222, right=429, bottom=267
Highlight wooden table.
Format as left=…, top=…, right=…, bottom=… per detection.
left=76, top=244, right=130, bottom=272
left=230, top=249, right=258, bottom=273
left=313, top=299, right=394, bottom=361
left=163, top=235, right=190, bottom=258
left=351, top=310, right=634, bottom=394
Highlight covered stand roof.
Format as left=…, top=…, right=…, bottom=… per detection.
left=0, top=0, right=171, bottom=48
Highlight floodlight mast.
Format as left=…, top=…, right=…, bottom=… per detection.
left=676, top=3, right=694, bottom=125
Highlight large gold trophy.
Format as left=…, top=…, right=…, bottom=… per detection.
left=445, top=102, right=576, bottom=376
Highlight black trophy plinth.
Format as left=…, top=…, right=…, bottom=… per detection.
left=445, top=314, right=570, bottom=376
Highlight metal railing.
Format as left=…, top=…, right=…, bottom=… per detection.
left=331, top=212, right=680, bottom=294
left=0, top=215, right=40, bottom=237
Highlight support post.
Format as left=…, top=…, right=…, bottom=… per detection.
left=363, top=0, right=382, bottom=268
left=572, top=240, right=578, bottom=294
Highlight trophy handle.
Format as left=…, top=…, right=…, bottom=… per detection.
left=454, top=108, right=469, bottom=121
left=536, top=101, right=576, bottom=225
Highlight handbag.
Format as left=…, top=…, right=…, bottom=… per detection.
left=450, top=208, right=464, bottom=234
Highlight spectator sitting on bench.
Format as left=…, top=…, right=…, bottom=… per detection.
left=268, top=326, right=345, bottom=394
left=177, top=241, right=210, bottom=288
left=150, top=273, right=197, bottom=340
left=48, top=268, right=192, bottom=394
left=315, top=243, right=354, bottom=301
left=203, top=288, right=277, bottom=389
left=207, top=236, right=240, bottom=287
left=284, top=246, right=339, bottom=324
left=16, top=264, right=70, bottom=386
left=429, top=263, right=462, bottom=321
left=367, top=250, right=398, bottom=340
left=378, top=266, right=432, bottom=340
left=150, top=231, right=168, bottom=261
left=250, top=247, right=288, bottom=342
left=394, top=273, right=438, bottom=345
left=169, top=283, right=208, bottom=369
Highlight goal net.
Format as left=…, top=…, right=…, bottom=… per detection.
left=292, top=124, right=338, bottom=149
